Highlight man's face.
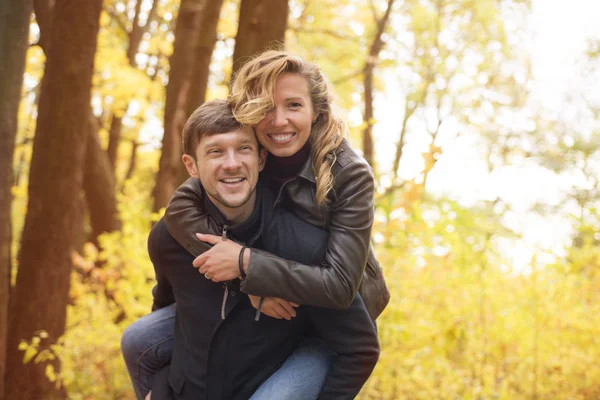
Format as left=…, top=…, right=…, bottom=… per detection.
left=183, top=127, right=266, bottom=221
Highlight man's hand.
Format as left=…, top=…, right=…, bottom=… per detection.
left=248, top=294, right=299, bottom=320
left=193, top=233, right=248, bottom=282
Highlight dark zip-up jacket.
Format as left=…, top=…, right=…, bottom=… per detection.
left=150, top=184, right=379, bottom=399
left=165, top=139, right=390, bottom=320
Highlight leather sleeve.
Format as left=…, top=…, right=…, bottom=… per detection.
left=307, top=294, right=379, bottom=399
left=148, top=220, right=175, bottom=311
left=242, top=159, right=375, bottom=309
left=163, top=178, right=213, bottom=257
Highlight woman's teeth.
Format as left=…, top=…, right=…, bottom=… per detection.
left=270, top=133, right=294, bottom=143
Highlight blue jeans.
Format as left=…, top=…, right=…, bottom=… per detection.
left=121, top=304, right=333, bottom=400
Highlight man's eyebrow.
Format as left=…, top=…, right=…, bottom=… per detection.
left=203, top=140, right=221, bottom=149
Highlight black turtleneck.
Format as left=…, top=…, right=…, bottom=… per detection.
left=262, top=140, right=311, bottom=185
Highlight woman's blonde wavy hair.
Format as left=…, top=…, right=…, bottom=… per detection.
left=228, top=50, right=346, bottom=207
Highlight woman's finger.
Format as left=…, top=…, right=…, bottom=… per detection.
left=276, top=299, right=297, bottom=318
left=268, top=300, right=293, bottom=320
left=195, top=233, right=222, bottom=244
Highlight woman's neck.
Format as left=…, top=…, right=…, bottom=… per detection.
left=264, top=140, right=311, bottom=183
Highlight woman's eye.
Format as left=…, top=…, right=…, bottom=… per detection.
left=289, top=102, right=302, bottom=109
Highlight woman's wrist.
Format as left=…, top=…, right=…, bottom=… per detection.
left=238, top=246, right=248, bottom=279
left=243, top=248, right=251, bottom=274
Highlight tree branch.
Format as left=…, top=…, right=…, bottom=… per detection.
left=103, top=6, right=129, bottom=36
left=331, top=69, right=363, bottom=85
left=288, top=26, right=358, bottom=42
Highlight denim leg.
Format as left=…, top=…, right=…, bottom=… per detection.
left=121, top=303, right=176, bottom=400
left=249, top=337, right=334, bottom=400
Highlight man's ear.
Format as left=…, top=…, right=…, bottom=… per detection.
left=257, top=148, right=267, bottom=172
left=182, top=154, right=199, bottom=178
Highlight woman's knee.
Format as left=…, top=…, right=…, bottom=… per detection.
left=121, top=305, right=176, bottom=364
left=121, top=318, right=147, bottom=363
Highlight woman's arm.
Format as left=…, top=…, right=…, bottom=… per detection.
left=242, top=158, right=375, bottom=309
left=165, top=160, right=377, bottom=311
left=163, top=178, right=213, bottom=257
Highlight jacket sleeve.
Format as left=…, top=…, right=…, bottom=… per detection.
left=242, top=159, right=375, bottom=309
left=307, top=294, right=379, bottom=399
left=163, top=178, right=213, bottom=257
left=148, top=220, right=175, bottom=311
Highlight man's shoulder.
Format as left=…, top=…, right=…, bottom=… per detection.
left=149, top=217, right=187, bottom=257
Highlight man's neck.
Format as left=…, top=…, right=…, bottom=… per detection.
left=208, top=192, right=257, bottom=225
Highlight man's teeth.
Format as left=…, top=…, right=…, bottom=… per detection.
left=271, top=133, right=294, bottom=143
left=222, top=178, right=243, bottom=183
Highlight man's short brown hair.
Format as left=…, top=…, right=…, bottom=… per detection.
left=181, top=99, right=244, bottom=158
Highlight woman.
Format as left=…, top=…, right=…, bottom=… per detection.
left=122, top=50, right=390, bottom=399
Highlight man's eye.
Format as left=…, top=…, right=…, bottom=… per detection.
left=208, top=149, right=222, bottom=155
left=240, top=146, right=253, bottom=152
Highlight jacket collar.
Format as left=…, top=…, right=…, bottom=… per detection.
left=297, top=153, right=316, bottom=183
left=297, top=142, right=346, bottom=183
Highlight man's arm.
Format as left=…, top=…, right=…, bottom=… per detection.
left=148, top=219, right=175, bottom=311
left=306, top=293, right=379, bottom=399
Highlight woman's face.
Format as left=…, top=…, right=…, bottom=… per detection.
left=254, top=73, right=315, bottom=157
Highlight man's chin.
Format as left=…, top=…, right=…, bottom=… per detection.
left=215, top=194, right=252, bottom=209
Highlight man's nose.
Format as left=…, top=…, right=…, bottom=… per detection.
left=222, top=150, right=242, bottom=170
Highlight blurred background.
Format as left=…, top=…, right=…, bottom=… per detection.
left=1, top=0, right=599, bottom=399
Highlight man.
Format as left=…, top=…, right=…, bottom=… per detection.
left=144, top=100, right=379, bottom=399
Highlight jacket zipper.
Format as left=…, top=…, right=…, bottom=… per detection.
left=221, top=283, right=229, bottom=320
left=273, top=178, right=296, bottom=208
left=220, top=224, right=229, bottom=320
left=205, top=210, right=263, bottom=395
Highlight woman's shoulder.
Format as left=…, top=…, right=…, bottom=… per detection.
left=332, top=138, right=374, bottom=181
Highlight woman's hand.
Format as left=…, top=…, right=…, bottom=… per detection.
left=193, top=233, right=247, bottom=282
left=248, top=294, right=299, bottom=320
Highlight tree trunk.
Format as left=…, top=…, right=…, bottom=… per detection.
left=4, top=1, right=103, bottom=398
left=361, top=0, right=396, bottom=170
left=106, top=0, right=158, bottom=173
left=33, top=0, right=54, bottom=52
left=362, top=64, right=375, bottom=168
left=232, top=0, right=289, bottom=77
left=34, top=0, right=123, bottom=245
left=152, top=0, right=223, bottom=212
left=175, top=0, right=224, bottom=186
left=0, top=0, right=33, bottom=395
left=106, top=114, right=123, bottom=170
left=84, top=116, right=121, bottom=244
left=123, top=140, right=139, bottom=185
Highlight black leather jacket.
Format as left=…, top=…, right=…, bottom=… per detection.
left=151, top=185, right=379, bottom=399
left=165, top=138, right=390, bottom=320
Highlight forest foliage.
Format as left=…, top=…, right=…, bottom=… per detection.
left=3, top=0, right=600, bottom=399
